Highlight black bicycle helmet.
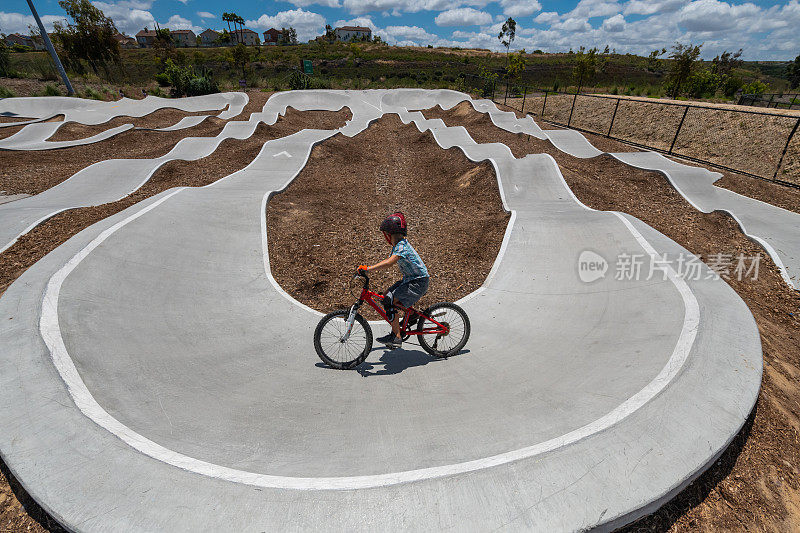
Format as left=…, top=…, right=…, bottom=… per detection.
left=380, top=212, right=407, bottom=236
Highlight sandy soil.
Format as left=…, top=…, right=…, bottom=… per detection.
left=266, top=114, right=510, bottom=320
left=513, top=93, right=800, bottom=184
left=424, top=102, right=800, bottom=531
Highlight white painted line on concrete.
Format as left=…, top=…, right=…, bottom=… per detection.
left=39, top=92, right=701, bottom=492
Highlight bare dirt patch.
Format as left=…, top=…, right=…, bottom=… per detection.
left=424, top=102, right=800, bottom=532
left=266, top=114, right=510, bottom=320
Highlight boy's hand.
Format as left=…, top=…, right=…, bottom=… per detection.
left=357, top=265, right=369, bottom=274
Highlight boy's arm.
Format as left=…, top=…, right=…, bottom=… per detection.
left=359, top=255, right=399, bottom=273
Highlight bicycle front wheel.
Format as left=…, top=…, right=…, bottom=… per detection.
left=314, top=309, right=373, bottom=369
left=417, top=302, right=470, bottom=358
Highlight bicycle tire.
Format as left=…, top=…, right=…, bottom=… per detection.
left=417, top=302, right=470, bottom=358
left=314, top=309, right=373, bottom=369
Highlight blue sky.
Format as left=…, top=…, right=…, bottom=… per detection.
left=2, top=0, right=799, bottom=59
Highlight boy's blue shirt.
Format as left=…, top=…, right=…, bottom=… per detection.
left=391, top=238, right=429, bottom=282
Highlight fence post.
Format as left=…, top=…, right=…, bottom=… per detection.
left=669, top=105, right=690, bottom=154
left=541, top=90, right=548, bottom=117
left=568, top=90, right=579, bottom=127
left=504, top=79, right=509, bottom=106
left=521, top=85, right=527, bottom=115
left=774, top=117, right=800, bottom=180
left=767, top=93, right=775, bottom=108
left=607, top=98, right=620, bottom=137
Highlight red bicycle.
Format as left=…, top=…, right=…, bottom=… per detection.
left=314, top=271, right=470, bottom=369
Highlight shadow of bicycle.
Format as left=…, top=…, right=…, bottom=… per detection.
left=314, top=345, right=470, bottom=376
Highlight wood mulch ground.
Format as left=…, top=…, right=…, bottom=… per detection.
left=266, top=114, right=510, bottom=321
left=425, top=102, right=800, bottom=531
left=0, top=91, right=278, bottom=196
left=48, top=109, right=214, bottom=142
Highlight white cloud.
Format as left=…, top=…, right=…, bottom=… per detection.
left=624, top=0, right=686, bottom=15
left=165, top=14, right=201, bottom=32
left=343, top=0, right=489, bottom=15
left=551, top=17, right=592, bottom=32
left=434, top=7, right=492, bottom=26
left=91, top=1, right=155, bottom=35
left=285, top=0, right=342, bottom=8
left=534, top=11, right=560, bottom=24
left=176, top=0, right=189, bottom=5
left=602, top=13, right=625, bottom=31
left=0, top=12, right=69, bottom=34
left=246, top=8, right=326, bottom=40
left=197, top=11, right=215, bottom=19
left=384, top=25, right=436, bottom=40
left=678, top=0, right=759, bottom=32
left=498, top=0, right=542, bottom=17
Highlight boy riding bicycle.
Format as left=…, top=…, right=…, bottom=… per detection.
left=358, top=212, right=429, bottom=348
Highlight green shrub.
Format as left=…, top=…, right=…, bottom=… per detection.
left=741, top=80, right=768, bottom=95
left=83, top=87, right=103, bottom=100
left=0, top=85, right=16, bottom=98
left=43, top=84, right=62, bottom=96
left=155, top=59, right=218, bottom=97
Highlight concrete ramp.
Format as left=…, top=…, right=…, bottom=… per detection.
left=0, top=89, right=762, bottom=531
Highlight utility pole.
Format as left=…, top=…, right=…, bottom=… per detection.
left=26, top=0, right=74, bottom=95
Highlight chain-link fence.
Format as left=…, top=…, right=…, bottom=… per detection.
left=738, top=93, right=800, bottom=110
left=461, top=75, right=800, bottom=187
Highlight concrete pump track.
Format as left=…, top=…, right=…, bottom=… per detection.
left=0, top=89, right=774, bottom=531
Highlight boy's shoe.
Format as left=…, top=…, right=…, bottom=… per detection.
left=377, top=333, right=402, bottom=348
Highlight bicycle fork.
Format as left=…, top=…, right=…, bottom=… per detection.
left=340, top=303, right=360, bottom=342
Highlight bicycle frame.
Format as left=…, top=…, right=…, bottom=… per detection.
left=353, top=273, right=449, bottom=337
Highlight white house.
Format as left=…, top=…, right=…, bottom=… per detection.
left=334, top=26, right=372, bottom=42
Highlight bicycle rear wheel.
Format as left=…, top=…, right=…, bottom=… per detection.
left=314, top=309, right=373, bottom=369
left=417, top=302, right=470, bottom=358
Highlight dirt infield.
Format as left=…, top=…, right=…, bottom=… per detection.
left=266, top=114, right=510, bottom=320
left=514, top=93, right=800, bottom=184
left=424, top=102, right=800, bottom=531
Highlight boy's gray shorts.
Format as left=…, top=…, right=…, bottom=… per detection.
left=386, top=277, right=429, bottom=307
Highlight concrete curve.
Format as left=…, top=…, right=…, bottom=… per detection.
left=0, top=92, right=248, bottom=150
left=412, top=89, right=800, bottom=290
left=0, top=89, right=761, bottom=531
left=0, top=91, right=348, bottom=254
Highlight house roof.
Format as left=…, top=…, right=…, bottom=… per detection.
left=136, top=30, right=157, bottom=37
left=337, top=26, right=371, bottom=32
left=171, top=29, right=195, bottom=35
left=200, top=29, right=219, bottom=35
left=264, top=28, right=280, bottom=34
left=234, top=28, right=257, bottom=34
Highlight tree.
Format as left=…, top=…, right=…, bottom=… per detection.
left=787, top=54, right=800, bottom=89
left=498, top=17, right=516, bottom=66
left=646, top=48, right=666, bottom=73
left=51, top=0, right=120, bottom=76
left=324, top=24, right=335, bottom=43
left=573, top=46, right=597, bottom=92
left=0, top=38, right=10, bottom=77
left=506, top=48, right=527, bottom=80
left=279, top=27, right=298, bottom=45
left=667, top=42, right=702, bottom=98
left=227, top=43, right=253, bottom=78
